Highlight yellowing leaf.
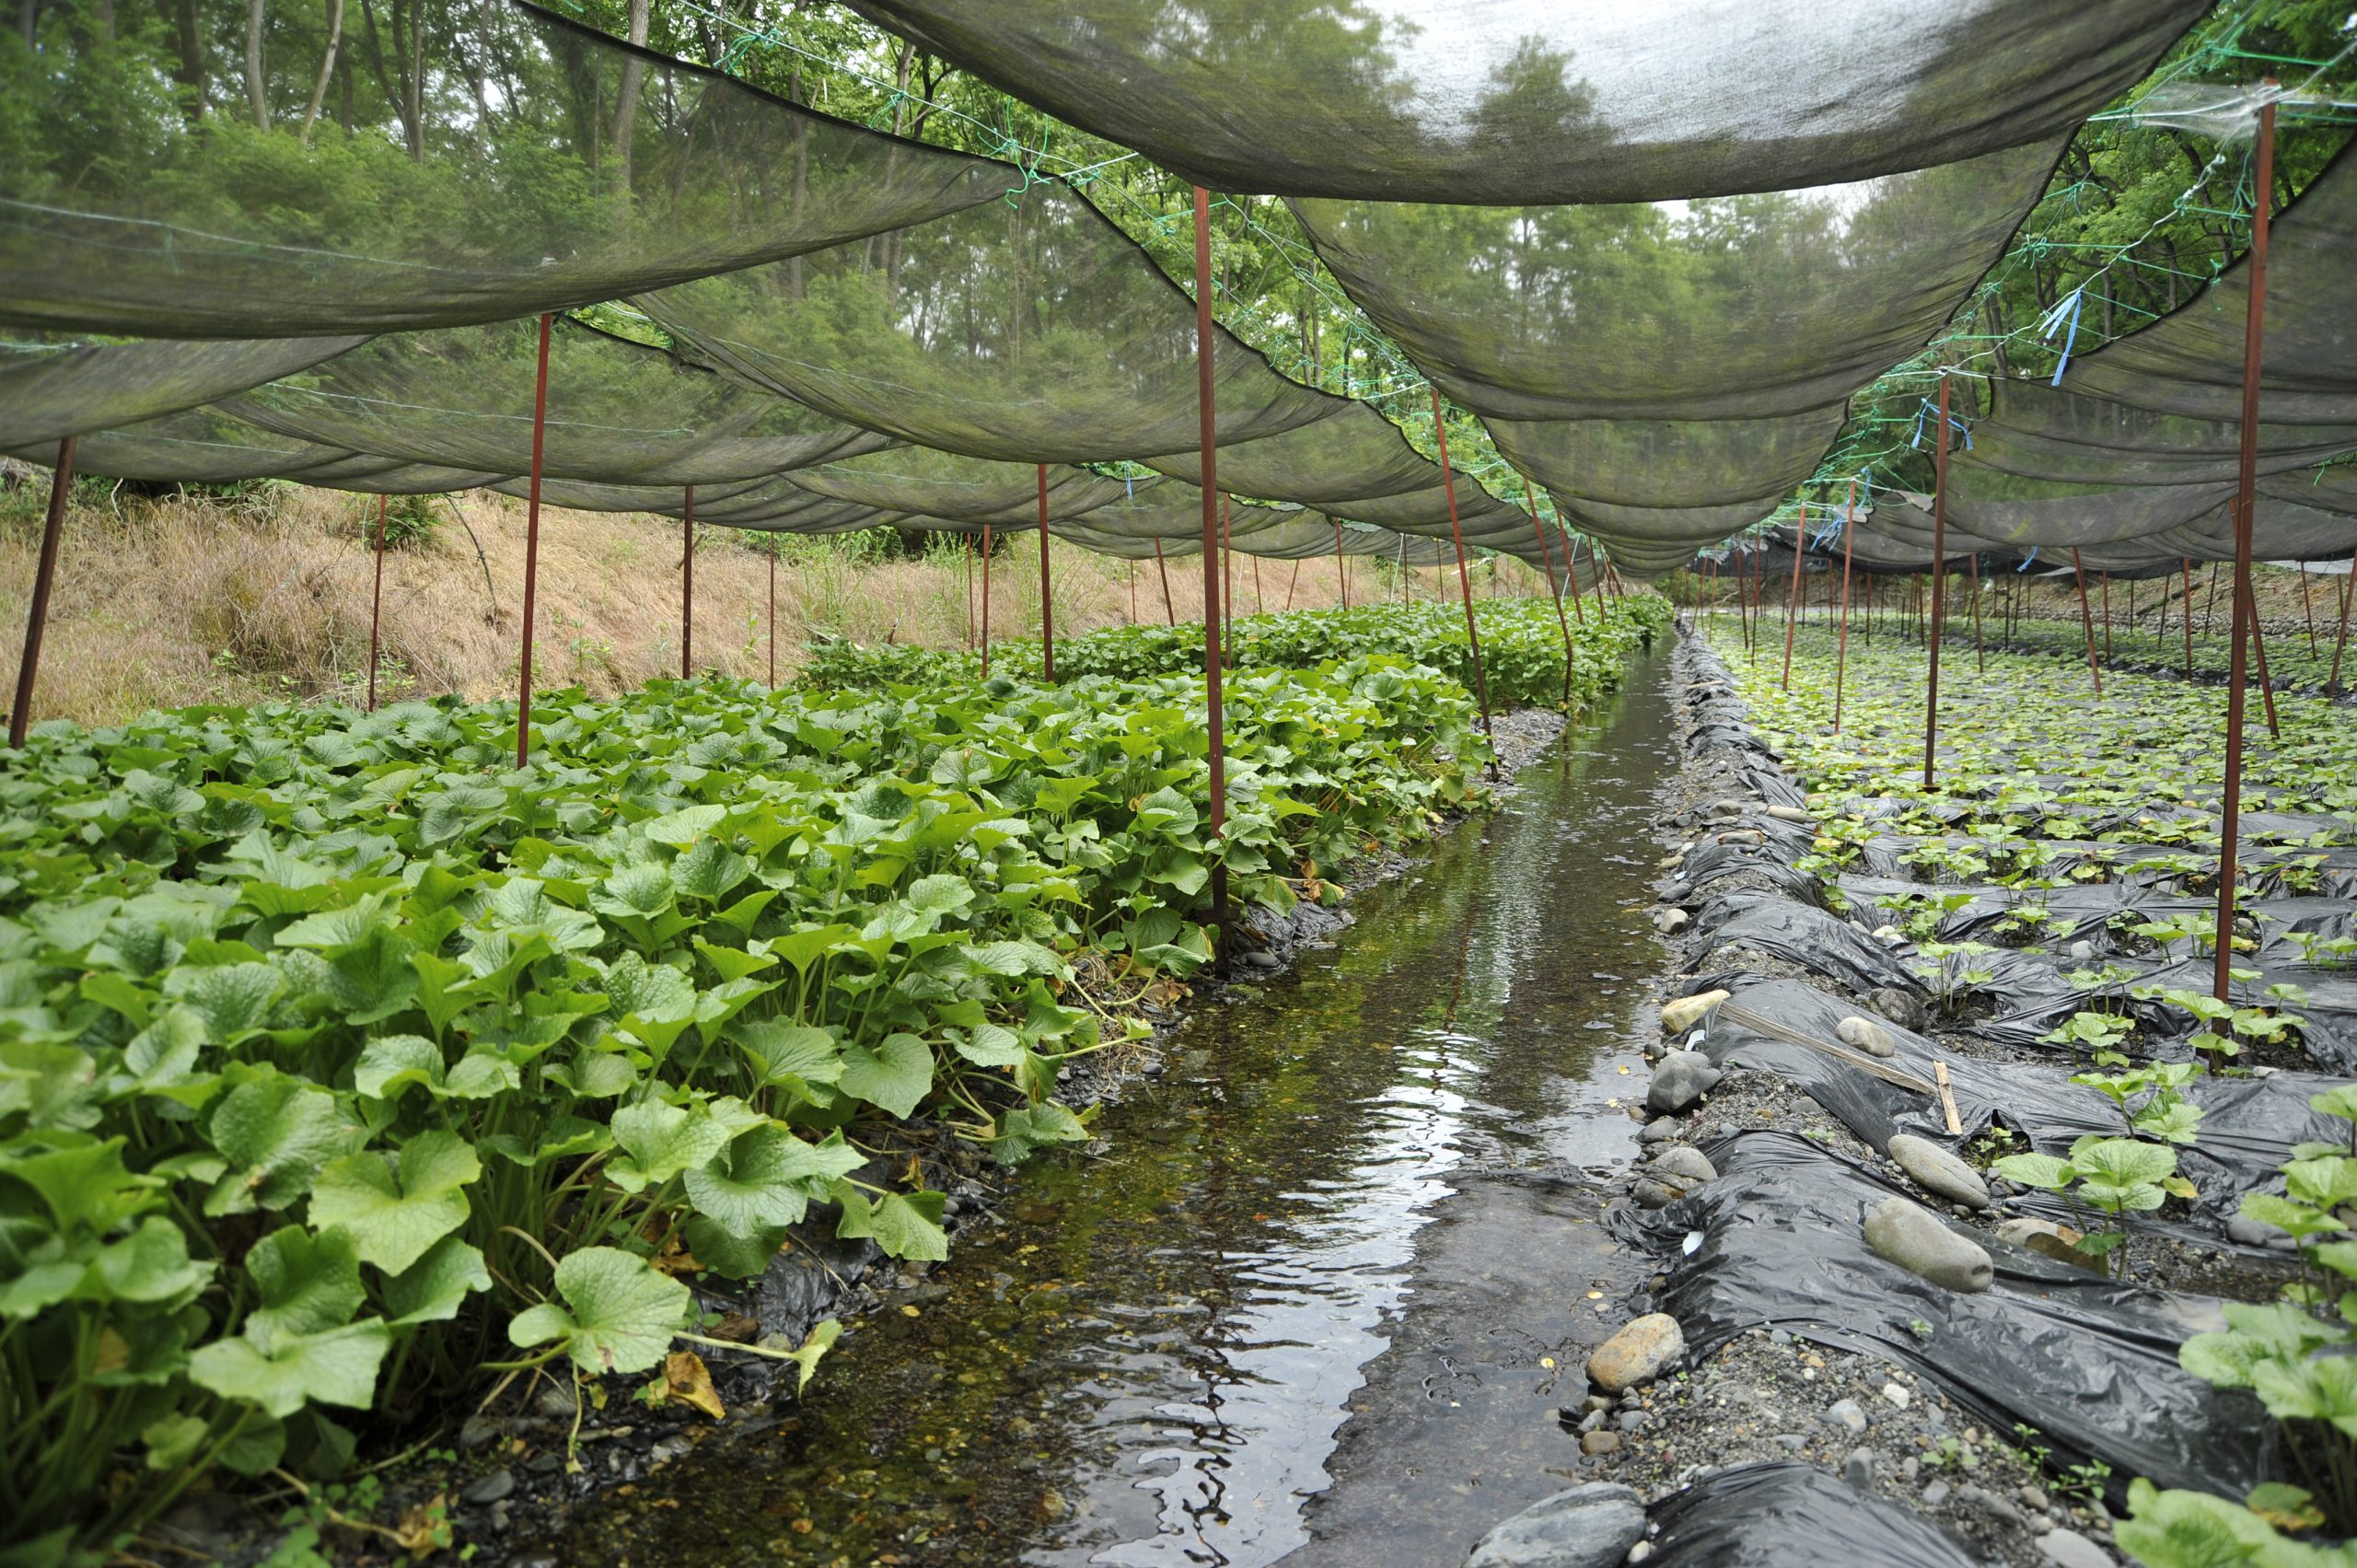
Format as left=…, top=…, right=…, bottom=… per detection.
left=662, top=1350, right=726, bottom=1422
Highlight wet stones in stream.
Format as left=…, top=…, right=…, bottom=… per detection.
left=1464, top=1482, right=1647, bottom=1568
left=1643, top=1049, right=1721, bottom=1114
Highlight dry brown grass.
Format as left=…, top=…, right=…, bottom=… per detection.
left=0, top=474, right=1561, bottom=728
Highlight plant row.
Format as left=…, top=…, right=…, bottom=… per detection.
left=801, top=595, right=1674, bottom=713
left=0, top=643, right=1527, bottom=1560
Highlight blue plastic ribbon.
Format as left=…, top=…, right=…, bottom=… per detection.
left=2040, top=289, right=2086, bottom=386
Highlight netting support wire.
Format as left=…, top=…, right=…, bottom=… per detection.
left=1036, top=465, right=1055, bottom=682
left=1153, top=538, right=1177, bottom=627
left=681, top=485, right=695, bottom=680
left=2331, top=562, right=2354, bottom=694
left=1834, top=481, right=1856, bottom=734
left=516, top=311, right=553, bottom=771
left=8, top=436, right=75, bottom=749
left=1426, top=385, right=1495, bottom=772
left=1524, top=488, right=1575, bottom=710
left=1925, top=373, right=1952, bottom=791
left=981, top=524, right=994, bottom=677
left=2070, top=549, right=2104, bottom=698
left=1333, top=520, right=1348, bottom=611
left=1193, top=185, right=1229, bottom=954
left=367, top=493, right=389, bottom=713
left=2216, top=86, right=2277, bottom=1005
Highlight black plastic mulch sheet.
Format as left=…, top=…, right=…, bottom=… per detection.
left=1645, top=1462, right=1980, bottom=1568
left=1687, top=890, right=1926, bottom=997
left=1613, top=1132, right=2284, bottom=1498
left=1696, top=975, right=2347, bottom=1224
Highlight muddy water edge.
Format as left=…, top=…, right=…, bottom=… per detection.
left=504, top=645, right=1682, bottom=1568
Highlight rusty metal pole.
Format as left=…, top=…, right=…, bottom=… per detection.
left=1925, top=374, right=1953, bottom=789
left=2070, top=548, right=2103, bottom=697
left=1036, top=464, right=1055, bottom=682
left=1558, top=521, right=1587, bottom=623
left=1526, top=489, right=1576, bottom=709
left=2330, top=565, right=2352, bottom=693
left=1334, top=519, right=1349, bottom=610
left=1834, top=480, right=1856, bottom=732
left=2101, top=571, right=2111, bottom=661
left=515, top=311, right=552, bottom=770
left=767, top=550, right=777, bottom=686
left=2216, top=87, right=2277, bottom=1005
left=1283, top=558, right=1301, bottom=611
left=680, top=485, right=694, bottom=679
left=2241, top=571, right=2281, bottom=737
left=367, top=492, right=389, bottom=711
left=1251, top=552, right=1264, bottom=615
left=981, top=524, right=993, bottom=677
left=2300, top=561, right=2318, bottom=656
left=964, top=535, right=975, bottom=648
left=2182, top=558, right=2196, bottom=674
left=9, top=436, right=75, bottom=748
left=1780, top=529, right=1805, bottom=691
left=1193, top=186, right=1228, bottom=948
left=1153, top=537, right=1177, bottom=626
left=1130, top=562, right=1138, bottom=624
left=1968, top=551, right=1986, bottom=673
left=1426, top=385, right=1495, bottom=757
left=1221, top=494, right=1234, bottom=666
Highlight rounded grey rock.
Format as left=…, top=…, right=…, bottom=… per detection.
left=1864, top=1196, right=1994, bottom=1293
left=1887, top=1133, right=1992, bottom=1211
left=1465, top=1482, right=1647, bottom=1568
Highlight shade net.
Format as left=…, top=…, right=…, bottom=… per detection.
left=636, top=181, right=1342, bottom=465
left=843, top=0, right=2201, bottom=205
left=0, top=333, right=367, bottom=447
left=778, top=448, right=1151, bottom=524
left=220, top=318, right=888, bottom=485
left=1291, top=144, right=2065, bottom=574
left=5, top=404, right=502, bottom=492
left=2052, top=142, right=2357, bottom=425
left=0, top=0, right=1003, bottom=338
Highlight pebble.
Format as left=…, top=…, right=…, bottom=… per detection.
left=1654, top=908, right=1691, bottom=935
left=2226, top=1213, right=2289, bottom=1247
left=1922, top=1481, right=1953, bottom=1507
left=1822, top=1399, right=1867, bottom=1435
left=1638, top=1117, right=1680, bottom=1144
left=1765, top=805, right=1813, bottom=825
left=1887, top=1134, right=1992, bottom=1211
left=2037, top=1528, right=2116, bottom=1568
left=459, top=1414, right=506, bottom=1450
left=460, top=1468, right=517, bottom=1505
left=1614, top=1411, right=1651, bottom=1434
left=1582, top=1430, right=1623, bottom=1457
left=1864, top=1197, right=1994, bottom=1293
left=1645, top=1050, right=1722, bottom=1115
left=1587, top=1314, right=1685, bottom=1393
left=1881, top=1382, right=1911, bottom=1409
left=1627, top=1544, right=1655, bottom=1564
left=1959, top=1483, right=2028, bottom=1527
left=1243, top=949, right=1281, bottom=970
left=1835, top=1016, right=1898, bottom=1057
left=1648, top=1145, right=1718, bottom=1184
left=1773, top=1433, right=1807, bottom=1452
left=1844, top=1447, right=1875, bottom=1489
left=1466, top=1482, right=1646, bottom=1568
left=1659, top=991, right=1730, bottom=1035
left=1870, top=986, right=1931, bottom=1031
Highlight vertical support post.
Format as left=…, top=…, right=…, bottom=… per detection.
left=2216, top=87, right=2276, bottom=1005
left=2100, top=571, right=2110, bottom=660
left=1154, top=537, right=1177, bottom=626
left=2240, top=572, right=2281, bottom=737
left=1250, top=552, right=1264, bottom=615
left=1925, top=373, right=1953, bottom=790
left=980, top=524, right=993, bottom=676
left=1526, top=489, right=1576, bottom=710
left=1221, top=494, right=1235, bottom=664
left=367, top=492, right=389, bottom=712
left=1036, top=463, right=1055, bottom=682
left=1192, top=185, right=1228, bottom=947
left=1779, top=529, right=1805, bottom=690
left=680, top=484, right=694, bottom=679
left=1333, top=519, right=1349, bottom=610
left=2299, top=561, right=2318, bottom=656
left=1426, top=384, right=1494, bottom=754
left=1834, top=479, right=1856, bottom=732
left=964, top=535, right=976, bottom=648
left=2182, top=558, right=2196, bottom=674
left=2070, top=547, right=2102, bottom=696
left=1130, top=562, right=1138, bottom=624
left=9, top=436, right=76, bottom=748
left=767, top=550, right=778, bottom=686
left=515, top=311, right=552, bottom=770
left=1283, top=558, right=1301, bottom=611
left=2330, top=563, right=2352, bottom=694
left=1558, top=521, right=1586, bottom=623
left=1968, top=552, right=1986, bottom=672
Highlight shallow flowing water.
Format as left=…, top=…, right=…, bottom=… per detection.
left=516, top=646, right=1681, bottom=1568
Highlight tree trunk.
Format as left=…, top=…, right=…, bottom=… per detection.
left=244, top=0, right=270, bottom=129
left=609, top=0, right=648, bottom=191
left=299, top=0, right=343, bottom=145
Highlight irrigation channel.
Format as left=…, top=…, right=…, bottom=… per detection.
left=508, top=648, right=1682, bottom=1567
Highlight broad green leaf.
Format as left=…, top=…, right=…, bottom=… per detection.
left=1991, top=1152, right=2073, bottom=1192
left=380, top=1237, right=492, bottom=1327
left=839, top=1034, right=935, bottom=1119
left=244, top=1225, right=366, bottom=1340
left=608, top=1098, right=731, bottom=1192
left=833, top=1185, right=947, bottom=1262
left=189, top=1318, right=389, bottom=1418
left=506, top=1246, right=688, bottom=1376
left=206, top=1071, right=361, bottom=1215
left=309, top=1132, right=480, bottom=1273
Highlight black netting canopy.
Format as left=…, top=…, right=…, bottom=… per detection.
left=220, top=318, right=888, bottom=485
left=636, top=181, right=1339, bottom=465
left=0, top=0, right=1003, bottom=338
left=779, top=448, right=1151, bottom=524
left=0, top=333, right=367, bottom=447
left=843, top=0, right=2201, bottom=204
left=1291, top=143, right=2065, bottom=574
left=4, top=403, right=506, bottom=493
